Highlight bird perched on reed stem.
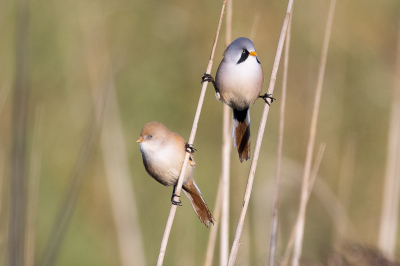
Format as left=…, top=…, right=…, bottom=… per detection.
left=137, top=121, right=214, bottom=227
left=202, top=37, right=274, bottom=162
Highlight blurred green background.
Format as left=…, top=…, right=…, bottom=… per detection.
left=1, top=0, right=400, bottom=265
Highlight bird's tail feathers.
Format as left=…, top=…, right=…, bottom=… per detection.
left=183, top=179, right=214, bottom=227
left=232, top=108, right=251, bottom=162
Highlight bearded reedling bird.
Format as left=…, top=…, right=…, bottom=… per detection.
left=202, top=37, right=274, bottom=162
left=137, top=121, right=214, bottom=227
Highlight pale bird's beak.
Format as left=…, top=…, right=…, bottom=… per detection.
left=249, top=51, right=257, bottom=56
left=136, top=137, right=144, bottom=143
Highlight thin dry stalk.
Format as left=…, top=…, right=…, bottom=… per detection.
left=268, top=15, right=292, bottom=266
left=0, top=150, right=4, bottom=219
left=281, top=144, right=326, bottom=266
left=10, top=0, right=30, bottom=263
left=204, top=178, right=224, bottom=266
left=79, top=4, right=146, bottom=265
left=24, top=107, right=44, bottom=266
left=220, top=0, right=233, bottom=265
left=334, top=139, right=355, bottom=253
left=250, top=14, right=260, bottom=41
left=378, top=19, right=400, bottom=260
left=291, top=1, right=336, bottom=265
left=0, top=81, right=11, bottom=115
left=157, top=1, right=227, bottom=265
left=226, top=1, right=294, bottom=265
left=100, top=82, right=147, bottom=266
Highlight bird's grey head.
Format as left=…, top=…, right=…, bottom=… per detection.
left=223, top=37, right=260, bottom=65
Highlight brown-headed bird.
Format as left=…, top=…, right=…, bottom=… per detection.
left=137, top=121, right=214, bottom=227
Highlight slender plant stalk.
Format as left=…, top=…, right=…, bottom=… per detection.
left=334, top=138, right=355, bottom=262
left=291, top=1, right=336, bottom=265
left=156, top=1, right=227, bottom=265
left=24, top=107, right=44, bottom=266
left=79, top=4, right=146, bottom=265
left=10, top=0, right=30, bottom=263
left=220, top=0, right=233, bottom=265
left=0, top=81, right=11, bottom=115
left=250, top=14, right=260, bottom=41
left=268, top=15, right=292, bottom=266
left=378, top=18, right=400, bottom=260
left=0, top=150, right=4, bottom=219
left=0, top=81, right=10, bottom=215
left=100, top=80, right=147, bottom=266
left=226, top=1, right=294, bottom=265
left=281, top=144, right=326, bottom=266
left=204, top=178, right=223, bottom=266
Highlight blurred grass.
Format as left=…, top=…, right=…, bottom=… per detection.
left=1, top=0, right=400, bottom=265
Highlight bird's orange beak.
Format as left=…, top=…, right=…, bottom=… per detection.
left=136, top=137, right=144, bottom=143
left=249, top=51, right=257, bottom=56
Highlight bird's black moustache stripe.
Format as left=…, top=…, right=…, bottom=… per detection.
left=237, top=49, right=250, bottom=64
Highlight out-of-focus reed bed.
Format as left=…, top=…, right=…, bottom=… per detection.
left=1, top=0, right=400, bottom=265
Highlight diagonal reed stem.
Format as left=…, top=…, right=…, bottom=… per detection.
left=156, top=1, right=227, bottom=265
left=291, top=0, right=336, bottom=265
left=227, top=1, right=294, bottom=265
left=268, top=14, right=292, bottom=266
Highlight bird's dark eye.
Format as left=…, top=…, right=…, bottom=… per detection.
left=148, top=135, right=153, bottom=140
left=237, top=49, right=250, bottom=64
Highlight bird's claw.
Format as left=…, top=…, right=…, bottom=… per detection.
left=201, top=73, right=215, bottom=84
left=201, top=73, right=219, bottom=93
left=185, top=143, right=197, bottom=154
left=259, top=93, right=276, bottom=106
left=171, top=194, right=182, bottom=206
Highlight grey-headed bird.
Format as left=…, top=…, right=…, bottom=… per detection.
left=137, top=121, right=214, bottom=227
left=202, top=37, right=273, bottom=162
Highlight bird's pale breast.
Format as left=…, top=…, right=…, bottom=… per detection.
left=216, top=57, right=263, bottom=111
left=140, top=137, right=193, bottom=187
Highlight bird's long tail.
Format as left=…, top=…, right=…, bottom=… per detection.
left=183, top=178, right=214, bottom=227
left=232, top=108, right=251, bottom=162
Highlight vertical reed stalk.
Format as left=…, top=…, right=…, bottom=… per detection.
left=250, top=14, right=260, bottom=41
left=378, top=18, right=400, bottom=260
left=220, top=0, right=233, bottom=265
left=204, top=178, right=223, bottom=266
left=79, top=4, right=146, bottom=265
left=268, top=15, right=292, bottom=266
left=227, top=1, right=294, bottom=264
left=9, top=0, right=30, bottom=263
left=281, top=144, right=326, bottom=266
left=291, top=1, right=336, bottom=265
left=0, top=81, right=11, bottom=115
left=334, top=139, right=355, bottom=253
left=156, top=1, right=227, bottom=265
left=24, top=107, right=44, bottom=266
left=0, top=150, right=4, bottom=219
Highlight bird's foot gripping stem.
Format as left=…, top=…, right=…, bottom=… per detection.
left=185, top=143, right=197, bottom=154
left=259, top=93, right=276, bottom=106
left=171, top=194, right=182, bottom=206
left=201, top=73, right=219, bottom=93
